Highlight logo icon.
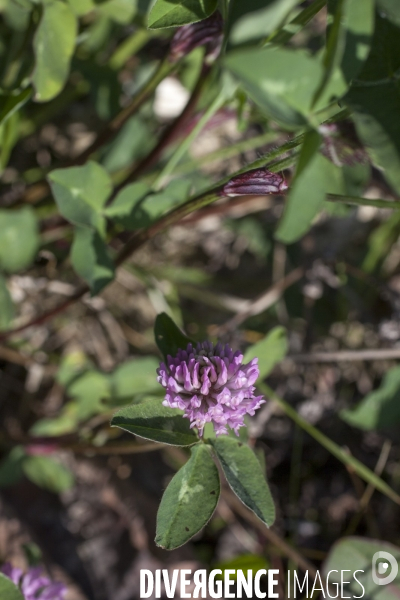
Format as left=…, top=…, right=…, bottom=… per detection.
left=372, top=551, right=398, bottom=586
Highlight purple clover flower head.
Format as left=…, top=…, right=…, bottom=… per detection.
left=157, top=341, right=265, bottom=437
left=222, top=168, right=288, bottom=197
left=1, top=563, right=66, bottom=600
left=170, top=12, right=223, bottom=63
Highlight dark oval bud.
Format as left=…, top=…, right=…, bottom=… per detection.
left=222, top=168, right=288, bottom=197
left=169, top=11, right=223, bottom=63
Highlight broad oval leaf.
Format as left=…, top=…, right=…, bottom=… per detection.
left=211, top=437, right=275, bottom=527
left=33, top=1, right=77, bottom=102
left=276, top=130, right=344, bottom=243
left=48, top=161, right=112, bottom=228
left=341, top=365, right=400, bottom=431
left=148, top=0, right=218, bottom=29
left=323, top=537, right=400, bottom=598
left=106, top=179, right=190, bottom=229
left=344, top=14, right=400, bottom=194
left=154, top=312, right=193, bottom=361
left=0, top=274, right=14, bottom=331
left=229, top=0, right=301, bottom=45
left=111, top=398, right=199, bottom=446
left=0, top=574, right=25, bottom=600
left=155, top=443, right=220, bottom=549
left=104, top=182, right=150, bottom=228
left=0, top=207, right=39, bottom=273
left=71, top=226, right=115, bottom=295
left=0, top=446, right=25, bottom=488
left=378, top=0, right=400, bottom=26
left=225, top=47, right=324, bottom=129
left=0, top=87, right=31, bottom=127
left=110, top=357, right=161, bottom=401
left=23, top=456, right=74, bottom=493
left=243, top=326, right=288, bottom=380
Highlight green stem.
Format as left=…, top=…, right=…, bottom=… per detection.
left=260, top=383, right=400, bottom=506
left=175, top=130, right=278, bottom=175
left=327, top=193, right=400, bottom=210
left=153, top=91, right=226, bottom=189
left=266, top=0, right=327, bottom=46
left=108, top=29, right=152, bottom=70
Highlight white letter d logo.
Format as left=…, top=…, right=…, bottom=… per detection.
left=372, top=551, right=398, bottom=586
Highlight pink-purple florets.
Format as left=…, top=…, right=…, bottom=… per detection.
left=1, top=563, right=66, bottom=600
left=157, top=341, right=265, bottom=437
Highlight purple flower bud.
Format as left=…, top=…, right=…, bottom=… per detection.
left=222, top=168, right=288, bottom=197
left=169, top=12, right=223, bottom=63
left=157, top=341, right=265, bottom=437
left=1, top=563, right=66, bottom=600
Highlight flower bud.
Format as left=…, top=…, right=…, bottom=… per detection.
left=222, top=168, right=288, bottom=197
left=169, top=11, right=223, bottom=63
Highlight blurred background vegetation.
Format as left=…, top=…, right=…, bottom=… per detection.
left=1, top=0, right=400, bottom=597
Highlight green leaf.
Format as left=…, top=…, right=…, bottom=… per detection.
left=229, top=0, right=301, bottom=45
left=155, top=444, right=220, bottom=549
left=225, top=47, right=324, bottom=129
left=48, top=161, right=112, bottom=229
left=68, top=370, right=110, bottom=420
left=106, top=180, right=190, bottom=230
left=104, top=182, right=150, bottom=228
left=344, top=14, right=400, bottom=193
left=327, top=0, right=374, bottom=84
left=110, top=357, right=161, bottom=401
left=23, top=456, right=74, bottom=493
left=0, top=446, right=25, bottom=488
left=32, top=0, right=78, bottom=102
left=377, top=0, right=400, bottom=26
left=0, top=274, right=14, bottom=331
left=214, top=554, right=269, bottom=576
left=67, top=0, right=96, bottom=16
left=57, top=350, right=90, bottom=387
left=363, top=211, right=400, bottom=273
left=0, top=207, right=39, bottom=273
left=341, top=366, right=400, bottom=431
left=111, top=398, right=199, bottom=446
left=276, top=130, right=344, bottom=243
left=243, top=326, right=288, bottom=380
left=211, top=437, right=275, bottom=527
left=101, top=116, right=153, bottom=173
left=322, top=537, right=400, bottom=597
left=98, top=0, right=137, bottom=23
left=71, top=227, right=115, bottom=295
left=148, top=0, right=217, bottom=29
left=0, top=574, right=25, bottom=600
left=154, top=312, right=193, bottom=361
left=313, top=0, right=347, bottom=107
left=0, top=87, right=32, bottom=127
left=346, top=83, right=400, bottom=195
left=30, top=403, right=80, bottom=437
